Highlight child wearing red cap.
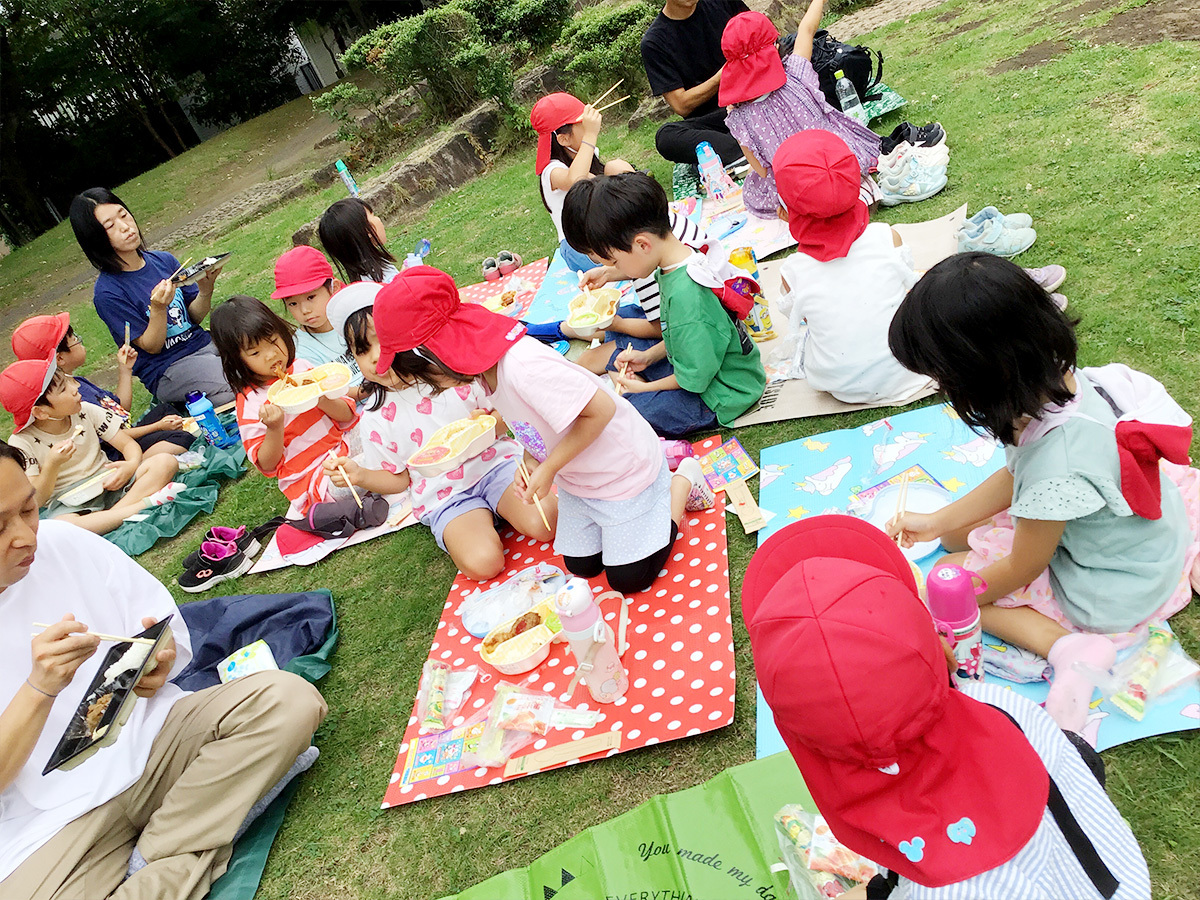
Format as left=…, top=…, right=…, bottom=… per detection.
left=209, top=296, right=358, bottom=519
left=530, top=92, right=634, bottom=273
left=271, top=245, right=366, bottom=401
left=772, top=130, right=932, bottom=404
left=11, top=312, right=194, bottom=460
left=0, top=358, right=180, bottom=535
left=746, top=515, right=1150, bottom=899
left=369, top=265, right=714, bottom=595
left=720, top=3, right=880, bottom=219
left=562, top=172, right=765, bottom=437
left=888, top=253, right=1200, bottom=734
left=319, top=282, right=554, bottom=581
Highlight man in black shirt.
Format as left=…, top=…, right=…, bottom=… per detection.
left=640, top=0, right=749, bottom=166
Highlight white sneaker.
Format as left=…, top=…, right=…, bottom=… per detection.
left=878, top=142, right=950, bottom=174
left=675, top=458, right=715, bottom=512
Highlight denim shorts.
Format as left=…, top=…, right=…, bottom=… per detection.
left=425, top=457, right=520, bottom=550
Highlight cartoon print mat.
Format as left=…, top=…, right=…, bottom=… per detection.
left=753, top=405, right=1200, bottom=754
left=700, top=196, right=797, bottom=261
left=458, top=256, right=550, bottom=321
left=524, top=249, right=636, bottom=325
left=382, top=436, right=736, bottom=808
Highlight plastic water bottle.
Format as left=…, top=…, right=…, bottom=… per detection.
left=925, top=564, right=986, bottom=685
left=696, top=141, right=737, bottom=201
left=729, top=246, right=775, bottom=341
left=185, top=391, right=235, bottom=448
left=335, top=159, right=359, bottom=197
left=403, top=237, right=431, bottom=269
left=552, top=578, right=627, bottom=703
left=834, top=69, right=869, bottom=126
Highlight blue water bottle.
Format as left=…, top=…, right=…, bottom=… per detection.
left=335, top=159, right=359, bottom=197
left=185, top=391, right=235, bottom=448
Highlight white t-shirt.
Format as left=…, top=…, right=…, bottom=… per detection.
left=0, top=521, right=192, bottom=880
left=358, top=382, right=521, bottom=521
left=540, top=161, right=569, bottom=242
left=778, top=222, right=931, bottom=404
left=483, top=337, right=662, bottom=501
left=293, top=329, right=364, bottom=387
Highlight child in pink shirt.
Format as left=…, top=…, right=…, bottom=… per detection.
left=370, top=266, right=714, bottom=594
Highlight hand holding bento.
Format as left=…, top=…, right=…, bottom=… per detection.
left=132, top=617, right=177, bottom=699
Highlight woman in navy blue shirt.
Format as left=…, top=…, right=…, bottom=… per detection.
left=69, top=187, right=234, bottom=406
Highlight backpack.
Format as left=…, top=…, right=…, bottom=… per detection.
left=808, top=29, right=884, bottom=108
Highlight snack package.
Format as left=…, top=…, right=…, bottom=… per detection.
left=773, top=805, right=877, bottom=899
left=1106, top=625, right=1199, bottom=721
left=218, top=639, right=279, bottom=684
left=466, top=681, right=602, bottom=768
left=415, top=661, right=479, bottom=732
left=459, top=564, right=567, bottom=637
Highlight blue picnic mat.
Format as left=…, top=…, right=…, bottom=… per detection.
left=754, top=403, right=1200, bottom=754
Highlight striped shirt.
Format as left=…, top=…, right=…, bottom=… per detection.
left=633, top=211, right=708, bottom=322
left=237, top=359, right=358, bottom=517
left=892, top=683, right=1150, bottom=900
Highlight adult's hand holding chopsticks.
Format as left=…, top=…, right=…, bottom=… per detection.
left=29, top=616, right=101, bottom=698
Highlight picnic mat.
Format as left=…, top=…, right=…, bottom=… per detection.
left=441, top=750, right=808, bottom=900
left=382, top=436, right=736, bottom=808
left=524, top=248, right=637, bottom=326
left=700, top=194, right=797, bottom=261
left=106, top=440, right=247, bottom=557
left=249, top=493, right=417, bottom=573
left=457, top=256, right=551, bottom=321
left=753, top=405, right=1200, bottom=754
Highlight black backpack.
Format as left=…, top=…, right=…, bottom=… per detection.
left=807, top=29, right=884, bottom=109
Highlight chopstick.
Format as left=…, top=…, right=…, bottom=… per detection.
left=32, top=623, right=156, bottom=646
left=891, top=470, right=911, bottom=543
left=590, top=78, right=624, bottom=107
left=328, top=450, right=363, bottom=509
left=594, top=96, right=630, bottom=114
left=123, top=322, right=130, bottom=348
left=169, top=257, right=192, bottom=281
left=518, top=461, right=552, bottom=532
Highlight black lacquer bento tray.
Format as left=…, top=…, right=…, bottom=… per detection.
left=172, top=252, right=231, bottom=286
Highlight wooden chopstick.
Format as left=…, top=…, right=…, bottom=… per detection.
left=169, top=257, right=192, bottom=281
left=892, top=470, right=911, bottom=542
left=32, top=623, right=156, bottom=646
left=591, top=78, right=624, bottom=107
left=594, top=96, right=630, bottom=114
left=123, top=322, right=130, bottom=347
left=328, top=450, right=363, bottom=509
left=518, top=461, right=552, bottom=533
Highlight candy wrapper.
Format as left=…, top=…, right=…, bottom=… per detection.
left=1105, top=625, right=1199, bottom=721
left=465, top=681, right=601, bottom=768
left=774, top=805, right=878, bottom=899
left=415, top=661, right=479, bottom=732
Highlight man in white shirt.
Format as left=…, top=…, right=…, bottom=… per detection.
left=0, top=442, right=327, bottom=900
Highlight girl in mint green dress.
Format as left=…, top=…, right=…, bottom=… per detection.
left=886, top=253, right=1200, bottom=734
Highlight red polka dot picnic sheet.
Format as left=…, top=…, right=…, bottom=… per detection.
left=457, top=256, right=550, bottom=320
left=381, top=435, right=736, bottom=808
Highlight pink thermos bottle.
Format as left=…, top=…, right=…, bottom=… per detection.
left=925, top=564, right=987, bottom=685
left=552, top=578, right=628, bottom=704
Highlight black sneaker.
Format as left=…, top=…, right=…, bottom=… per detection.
left=881, top=122, right=946, bottom=155
left=182, top=525, right=260, bottom=569
left=178, top=540, right=253, bottom=593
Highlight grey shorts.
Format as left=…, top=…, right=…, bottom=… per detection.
left=553, top=462, right=672, bottom=567
left=155, top=343, right=235, bottom=407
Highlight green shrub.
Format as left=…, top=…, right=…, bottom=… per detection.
left=545, top=1, right=659, bottom=103
left=454, top=0, right=571, bottom=48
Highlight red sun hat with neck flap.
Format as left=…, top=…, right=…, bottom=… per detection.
left=531, top=92, right=586, bottom=176
left=372, top=265, right=526, bottom=377
left=773, top=130, right=870, bottom=262
left=742, top=515, right=1049, bottom=888
left=0, top=356, right=58, bottom=433
left=11, top=312, right=71, bottom=361
left=719, top=12, right=787, bottom=106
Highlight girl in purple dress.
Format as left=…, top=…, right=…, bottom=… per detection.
left=719, top=2, right=880, bottom=219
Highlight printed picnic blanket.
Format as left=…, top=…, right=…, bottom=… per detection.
left=753, top=404, right=1200, bottom=753
left=458, top=256, right=551, bottom=321
left=382, top=436, right=736, bottom=808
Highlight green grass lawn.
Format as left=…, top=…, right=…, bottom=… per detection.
left=5, top=0, right=1200, bottom=897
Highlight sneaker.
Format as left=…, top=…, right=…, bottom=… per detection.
left=183, top=524, right=263, bottom=568
left=957, top=218, right=1037, bottom=257
left=178, top=540, right=253, bottom=593
left=724, top=156, right=751, bottom=180
left=497, top=250, right=523, bottom=275
left=675, top=457, right=715, bottom=512
left=877, top=142, right=951, bottom=175
left=1025, top=264, right=1066, bottom=292
left=880, top=122, right=945, bottom=155
left=1051, top=292, right=1068, bottom=311
left=967, top=206, right=1033, bottom=231
left=481, top=257, right=500, bottom=282
left=877, top=159, right=948, bottom=206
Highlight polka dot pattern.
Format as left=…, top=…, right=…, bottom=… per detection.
left=382, top=435, right=735, bottom=808
left=457, top=257, right=550, bottom=318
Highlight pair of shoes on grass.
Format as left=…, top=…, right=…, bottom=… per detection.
left=958, top=206, right=1038, bottom=257
left=482, top=251, right=523, bottom=282
left=178, top=518, right=284, bottom=592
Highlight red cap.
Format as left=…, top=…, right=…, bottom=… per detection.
left=272, top=245, right=334, bottom=299
left=11, top=312, right=70, bottom=361
left=773, top=131, right=870, bottom=261
left=531, top=93, right=585, bottom=176
left=719, top=12, right=787, bottom=106
left=0, top=357, right=57, bottom=432
left=372, top=266, right=526, bottom=377
left=743, top=515, right=1048, bottom=887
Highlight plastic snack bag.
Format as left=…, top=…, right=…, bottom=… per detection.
left=415, top=661, right=479, bottom=731
left=1106, top=624, right=1199, bottom=721
left=773, top=805, right=877, bottom=899
left=466, top=681, right=601, bottom=768
left=459, top=564, right=567, bottom=637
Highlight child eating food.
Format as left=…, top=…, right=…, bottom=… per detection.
left=368, top=265, right=713, bottom=594
left=210, top=295, right=358, bottom=518
left=321, top=282, right=555, bottom=581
